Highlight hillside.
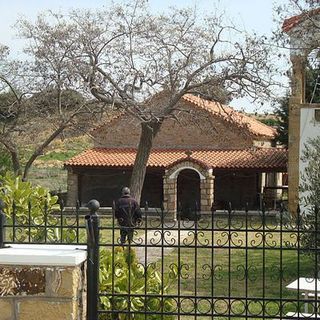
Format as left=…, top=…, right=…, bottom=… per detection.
left=28, top=135, right=93, bottom=192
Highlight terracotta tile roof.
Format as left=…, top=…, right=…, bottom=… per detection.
left=91, top=111, right=124, bottom=134
left=282, top=8, right=320, bottom=33
left=91, top=94, right=276, bottom=139
left=182, top=94, right=276, bottom=138
left=65, top=148, right=287, bottom=170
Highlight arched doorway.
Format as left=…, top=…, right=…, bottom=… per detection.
left=177, top=169, right=200, bottom=220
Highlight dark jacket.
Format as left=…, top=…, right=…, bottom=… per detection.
left=115, top=195, right=142, bottom=227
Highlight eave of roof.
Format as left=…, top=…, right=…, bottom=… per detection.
left=65, top=147, right=287, bottom=171
left=282, top=8, right=320, bottom=33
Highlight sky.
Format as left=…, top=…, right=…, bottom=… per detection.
left=0, top=0, right=290, bottom=113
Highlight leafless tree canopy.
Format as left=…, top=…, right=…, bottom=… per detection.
left=66, top=2, right=277, bottom=117
left=66, top=1, right=277, bottom=199
left=0, top=14, right=106, bottom=179
left=1, top=0, right=279, bottom=199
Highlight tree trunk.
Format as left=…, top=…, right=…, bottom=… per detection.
left=130, top=121, right=161, bottom=203
left=10, top=150, right=21, bottom=176
left=0, top=139, right=22, bottom=176
left=22, top=124, right=68, bottom=181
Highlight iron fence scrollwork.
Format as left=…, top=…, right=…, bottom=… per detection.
left=2, top=196, right=320, bottom=319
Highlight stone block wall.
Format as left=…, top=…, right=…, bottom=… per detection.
left=163, top=176, right=177, bottom=218
left=200, top=177, right=214, bottom=213
left=92, top=99, right=253, bottom=150
left=0, top=264, right=86, bottom=320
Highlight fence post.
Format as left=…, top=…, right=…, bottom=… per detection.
left=160, top=202, right=165, bottom=224
left=85, top=199, right=100, bottom=320
left=227, top=202, right=232, bottom=215
left=211, top=202, right=215, bottom=215
left=0, top=199, right=5, bottom=248
left=245, top=202, right=249, bottom=214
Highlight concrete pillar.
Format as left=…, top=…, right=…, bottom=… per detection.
left=276, top=172, right=283, bottom=199
left=288, top=54, right=306, bottom=215
left=0, top=245, right=87, bottom=320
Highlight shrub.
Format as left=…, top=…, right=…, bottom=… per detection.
left=300, top=137, right=320, bottom=266
left=0, top=172, right=66, bottom=242
left=99, top=247, right=177, bottom=319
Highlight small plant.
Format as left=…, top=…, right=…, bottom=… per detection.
left=99, top=247, right=177, bottom=319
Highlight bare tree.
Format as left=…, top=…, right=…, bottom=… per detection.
left=0, top=45, right=28, bottom=175
left=0, top=13, right=105, bottom=180
left=60, top=1, right=278, bottom=201
left=16, top=2, right=277, bottom=200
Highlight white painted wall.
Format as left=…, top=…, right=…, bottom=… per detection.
left=299, top=107, right=320, bottom=212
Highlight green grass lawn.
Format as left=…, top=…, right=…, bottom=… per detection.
left=92, top=216, right=316, bottom=319
left=112, top=217, right=315, bottom=319
left=144, top=219, right=316, bottom=319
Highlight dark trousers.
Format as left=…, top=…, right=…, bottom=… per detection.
left=120, top=227, right=134, bottom=245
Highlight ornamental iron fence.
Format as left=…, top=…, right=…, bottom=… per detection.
left=0, top=199, right=319, bottom=319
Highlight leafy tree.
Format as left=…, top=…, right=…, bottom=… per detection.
left=0, top=91, right=18, bottom=122
left=0, top=147, right=12, bottom=175
left=274, top=96, right=289, bottom=147
left=305, top=62, right=320, bottom=103
left=258, top=117, right=279, bottom=127
left=0, top=173, right=61, bottom=242
left=27, top=88, right=86, bottom=116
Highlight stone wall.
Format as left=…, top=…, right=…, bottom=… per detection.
left=200, top=176, right=214, bottom=212
left=92, top=100, right=254, bottom=150
left=0, top=264, right=86, bottom=320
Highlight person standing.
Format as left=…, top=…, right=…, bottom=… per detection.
left=114, top=187, right=142, bottom=246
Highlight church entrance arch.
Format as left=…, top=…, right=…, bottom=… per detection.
left=163, top=159, right=214, bottom=220
left=177, top=169, right=201, bottom=220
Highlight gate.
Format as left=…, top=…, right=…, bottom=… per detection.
left=86, top=203, right=320, bottom=319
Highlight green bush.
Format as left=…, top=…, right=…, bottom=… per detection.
left=99, top=247, right=177, bottom=319
left=300, top=137, right=320, bottom=264
left=0, top=172, right=75, bottom=242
